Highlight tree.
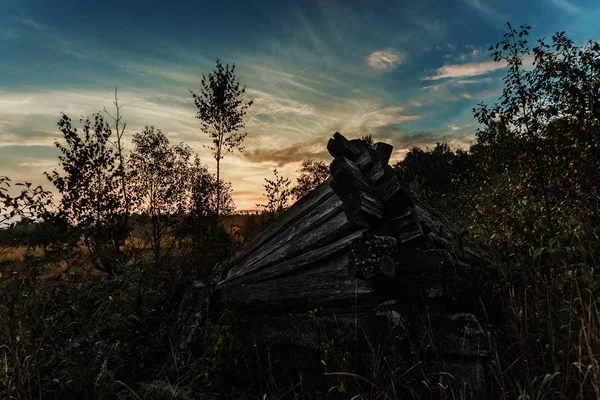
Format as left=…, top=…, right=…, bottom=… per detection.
left=257, top=169, right=291, bottom=219
left=290, top=159, right=330, bottom=201
left=473, top=23, right=600, bottom=243
left=396, top=143, right=483, bottom=221
left=103, top=87, right=130, bottom=238
left=128, top=127, right=192, bottom=259
left=187, top=156, right=235, bottom=223
left=45, top=113, right=123, bottom=272
left=0, top=177, right=53, bottom=261
left=190, top=59, right=253, bottom=224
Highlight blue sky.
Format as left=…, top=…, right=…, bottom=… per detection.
left=1, top=0, right=599, bottom=209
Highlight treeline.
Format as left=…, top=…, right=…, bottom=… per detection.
left=0, top=61, right=331, bottom=278
left=399, top=25, right=600, bottom=259
left=396, top=24, right=600, bottom=399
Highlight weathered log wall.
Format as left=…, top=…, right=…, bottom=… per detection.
left=176, top=132, right=490, bottom=399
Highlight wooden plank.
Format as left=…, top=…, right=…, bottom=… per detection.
left=219, top=229, right=365, bottom=287
left=354, top=149, right=385, bottom=184
left=375, top=170, right=415, bottom=218
left=373, top=142, right=393, bottom=165
left=241, top=210, right=355, bottom=276
left=219, top=266, right=377, bottom=312
left=330, top=157, right=375, bottom=195
left=223, top=178, right=336, bottom=270
left=327, top=132, right=363, bottom=161
left=331, top=180, right=384, bottom=228
left=224, top=196, right=350, bottom=283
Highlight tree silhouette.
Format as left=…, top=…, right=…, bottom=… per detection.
left=257, top=169, right=291, bottom=219
left=190, top=59, right=253, bottom=225
left=473, top=23, right=600, bottom=240
left=128, top=126, right=191, bottom=259
left=45, top=113, right=123, bottom=273
left=290, top=159, right=329, bottom=201
left=103, top=87, right=130, bottom=240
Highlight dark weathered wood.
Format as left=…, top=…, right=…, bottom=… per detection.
left=349, top=234, right=398, bottom=279
left=223, top=185, right=345, bottom=284
left=220, top=229, right=365, bottom=287
left=222, top=202, right=352, bottom=284
left=180, top=131, right=491, bottom=400
left=411, top=198, right=490, bottom=265
left=218, top=257, right=377, bottom=312
left=373, top=142, right=393, bottom=165
left=330, top=156, right=375, bottom=195
left=223, top=178, right=336, bottom=272
left=382, top=209, right=425, bottom=244
left=327, top=132, right=363, bottom=161
left=354, top=148, right=386, bottom=184
left=331, top=180, right=384, bottom=228
left=375, top=169, right=415, bottom=214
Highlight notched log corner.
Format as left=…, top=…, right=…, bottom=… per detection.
left=328, top=132, right=415, bottom=228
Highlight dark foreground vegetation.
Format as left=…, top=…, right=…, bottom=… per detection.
left=1, top=24, right=599, bottom=399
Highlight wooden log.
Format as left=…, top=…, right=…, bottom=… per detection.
left=223, top=178, right=336, bottom=273
left=220, top=229, right=365, bottom=287
left=373, top=142, right=393, bottom=165
left=349, top=234, right=398, bottom=280
left=217, top=256, right=377, bottom=313
left=331, top=180, right=384, bottom=228
left=382, top=209, right=426, bottom=244
left=222, top=184, right=346, bottom=284
left=327, top=132, right=364, bottom=161
left=411, top=198, right=491, bottom=266
left=375, top=168, right=415, bottom=217
left=354, top=148, right=386, bottom=184
left=330, top=157, right=375, bottom=195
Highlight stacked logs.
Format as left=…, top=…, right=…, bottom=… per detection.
left=171, top=132, right=490, bottom=399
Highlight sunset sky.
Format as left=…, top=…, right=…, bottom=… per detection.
left=1, top=0, right=599, bottom=210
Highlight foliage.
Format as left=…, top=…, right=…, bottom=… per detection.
left=473, top=23, right=600, bottom=251
left=187, top=156, right=236, bottom=224
left=45, top=113, right=125, bottom=273
left=190, top=58, right=253, bottom=220
left=0, top=177, right=53, bottom=228
left=396, top=143, right=483, bottom=219
left=128, top=127, right=192, bottom=259
left=290, top=159, right=330, bottom=201
left=397, top=24, right=600, bottom=399
left=256, top=168, right=291, bottom=220
left=180, top=156, right=237, bottom=268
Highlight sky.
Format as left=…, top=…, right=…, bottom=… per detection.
left=1, top=0, right=599, bottom=211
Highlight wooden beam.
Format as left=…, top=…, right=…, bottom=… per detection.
left=327, top=132, right=364, bottom=161
left=373, top=142, right=393, bottom=165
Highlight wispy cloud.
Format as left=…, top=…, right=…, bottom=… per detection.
left=456, top=77, right=493, bottom=85
left=366, top=50, right=404, bottom=72
left=549, top=0, right=582, bottom=14
left=18, top=161, right=58, bottom=168
left=424, top=60, right=505, bottom=80
left=462, top=0, right=505, bottom=21
left=241, top=139, right=329, bottom=166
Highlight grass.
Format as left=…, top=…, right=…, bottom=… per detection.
left=0, top=223, right=599, bottom=399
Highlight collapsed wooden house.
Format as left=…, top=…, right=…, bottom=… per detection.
left=176, top=132, right=490, bottom=398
